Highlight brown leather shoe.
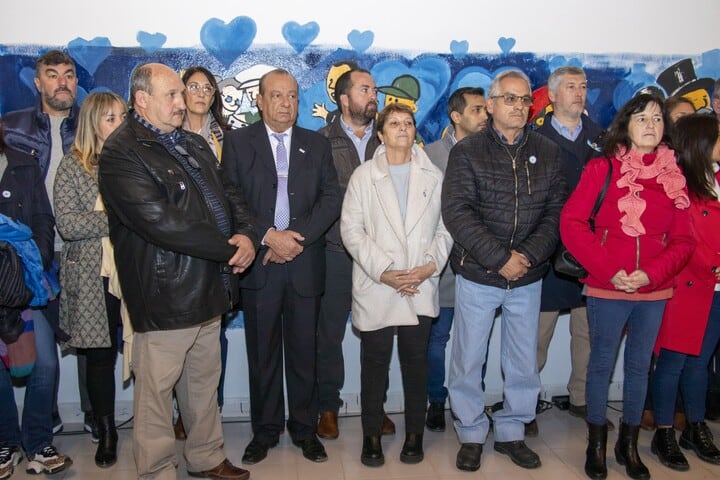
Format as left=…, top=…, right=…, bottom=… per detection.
left=317, top=411, right=339, bottom=439
left=174, top=414, right=187, bottom=440
left=188, top=458, right=250, bottom=479
left=382, top=414, right=396, bottom=436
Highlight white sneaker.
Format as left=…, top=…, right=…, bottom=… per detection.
left=0, top=446, right=22, bottom=479
left=25, top=446, right=72, bottom=475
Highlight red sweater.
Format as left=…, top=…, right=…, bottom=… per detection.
left=560, top=155, right=694, bottom=295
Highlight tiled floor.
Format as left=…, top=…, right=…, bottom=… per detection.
left=8, top=405, right=720, bottom=479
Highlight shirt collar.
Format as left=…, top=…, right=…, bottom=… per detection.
left=550, top=114, right=583, bottom=141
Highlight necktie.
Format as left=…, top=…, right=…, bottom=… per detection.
left=272, top=133, right=290, bottom=230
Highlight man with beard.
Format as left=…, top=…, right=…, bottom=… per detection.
left=423, top=87, right=487, bottom=432
left=2, top=49, right=83, bottom=440
left=315, top=68, right=386, bottom=439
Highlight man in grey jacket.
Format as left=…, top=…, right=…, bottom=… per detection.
left=423, top=86, right=487, bottom=432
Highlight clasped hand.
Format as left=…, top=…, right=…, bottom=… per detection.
left=227, top=234, right=256, bottom=273
left=610, top=269, right=650, bottom=293
left=380, top=262, right=436, bottom=297
left=498, top=250, right=531, bottom=281
left=262, top=229, right=305, bottom=265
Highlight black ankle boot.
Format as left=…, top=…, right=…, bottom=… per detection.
left=400, top=433, right=424, bottom=464
left=651, top=427, right=688, bottom=471
left=614, top=421, right=649, bottom=479
left=95, top=414, right=118, bottom=468
left=679, top=421, right=720, bottom=464
left=361, top=435, right=383, bottom=467
left=585, top=422, right=608, bottom=479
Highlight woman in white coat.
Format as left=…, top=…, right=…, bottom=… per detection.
left=341, top=103, right=452, bottom=467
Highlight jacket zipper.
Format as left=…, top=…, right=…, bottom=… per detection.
left=525, top=162, right=532, bottom=195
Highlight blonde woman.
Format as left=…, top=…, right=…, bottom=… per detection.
left=54, top=91, right=126, bottom=468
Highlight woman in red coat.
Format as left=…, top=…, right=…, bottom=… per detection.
left=560, top=93, right=694, bottom=480
left=651, top=113, right=720, bottom=471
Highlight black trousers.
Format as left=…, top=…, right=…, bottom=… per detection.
left=78, top=277, right=120, bottom=417
left=316, top=249, right=353, bottom=413
left=242, top=263, right=320, bottom=445
left=360, top=316, right=432, bottom=436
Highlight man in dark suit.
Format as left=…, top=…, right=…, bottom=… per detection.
left=222, top=69, right=341, bottom=465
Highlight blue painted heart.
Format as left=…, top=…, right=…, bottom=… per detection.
left=282, top=21, right=320, bottom=54
left=587, top=88, right=601, bottom=105
left=348, top=29, right=374, bottom=53
left=200, top=16, right=256, bottom=68
left=498, top=37, right=516, bottom=55
left=137, top=31, right=166, bottom=54
left=19, top=67, right=37, bottom=96
left=68, top=37, right=112, bottom=75
left=450, top=40, right=469, bottom=59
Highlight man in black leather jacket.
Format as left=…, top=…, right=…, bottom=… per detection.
left=98, top=63, right=257, bottom=480
left=442, top=69, right=566, bottom=473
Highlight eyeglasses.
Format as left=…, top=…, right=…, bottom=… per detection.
left=186, top=83, right=216, bottom=96
left=491, top=93, right=533, bottom=107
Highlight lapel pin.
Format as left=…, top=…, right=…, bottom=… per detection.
left=529, top=155, right=537, bottom=164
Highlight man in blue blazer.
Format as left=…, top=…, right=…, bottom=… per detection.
left=222, top=69, right=341, bottom=465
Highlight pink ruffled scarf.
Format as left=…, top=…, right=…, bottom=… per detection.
left=615, top=144, right=689, bottom=237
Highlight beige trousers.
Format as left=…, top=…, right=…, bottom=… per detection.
left=132, top=318, right=226, bottom=479
left=536, top=307, right=589, bottom=406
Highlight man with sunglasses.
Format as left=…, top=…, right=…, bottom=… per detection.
left=442, top=69, right=566, bottom=472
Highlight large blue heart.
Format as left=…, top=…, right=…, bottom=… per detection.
left=371, top=56, right=451, bottom=128
left=137, top=31, right=166, bottom=55
left=201, top=17, right=256, bottom=68
left=282, top=21, right=319, bottom=54
left=68, top=37, right=112, bottom=75
left=498, top=37, right=516, bottom=55
left=348, top=29, right=373, bottom=53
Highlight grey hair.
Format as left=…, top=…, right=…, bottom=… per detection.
left=487, top=69, right=532, bottom=98
left=547, top=66, right=586, bottom=94
left=129, top=63, right=154, bottom=108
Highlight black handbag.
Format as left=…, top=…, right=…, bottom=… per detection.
left=553, top=157, right=613, bottom=279
left=0, top=241, right=33, bottom=344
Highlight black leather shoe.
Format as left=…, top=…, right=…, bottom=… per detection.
left=680, top=421, right=720, bottom=464
left=94, top=415, right=118, bottom=468
left=585, top=422, right=608, bottom=479
left=361, top=436, right=384, bottom=467
left=400, top=433, right=424, bottom=464
left=456, top=443, right=482, bottom=471
left=293, top=436, right=328, bottom=463
left=652, top=427, right=689, bottom=471
left=426, top=402, right=445, bottom=432
left=614, top=421, right=650, bottom=480
left=241, top=439, right=273, bottom=465
left=494, top=440, right=541, bottom=469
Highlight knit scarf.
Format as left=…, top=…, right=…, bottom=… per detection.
left=616, top=144, right=690, bottom=237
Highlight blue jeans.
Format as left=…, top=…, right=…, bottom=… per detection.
left=653, top=292, right=720, bottom=425
left=427, top=306, right=454, bottom=404
left=0, top=310, right=58, bottom=455
left=449, top=276, right=541, bottom=443
left=586, top=297, right=665, bottom=426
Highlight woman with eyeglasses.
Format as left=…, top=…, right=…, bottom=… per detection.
left=54, top=91, right=127, bottom=468
left=560, top=93, right=694, bottom=480
left=182, top=66, right=228, bottom=161
left=650, top=113, right=720, bottom=471
left=341, top=103, right=452, bottom=467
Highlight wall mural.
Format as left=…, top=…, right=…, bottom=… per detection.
left=1, top=17, right=718, bottom=327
